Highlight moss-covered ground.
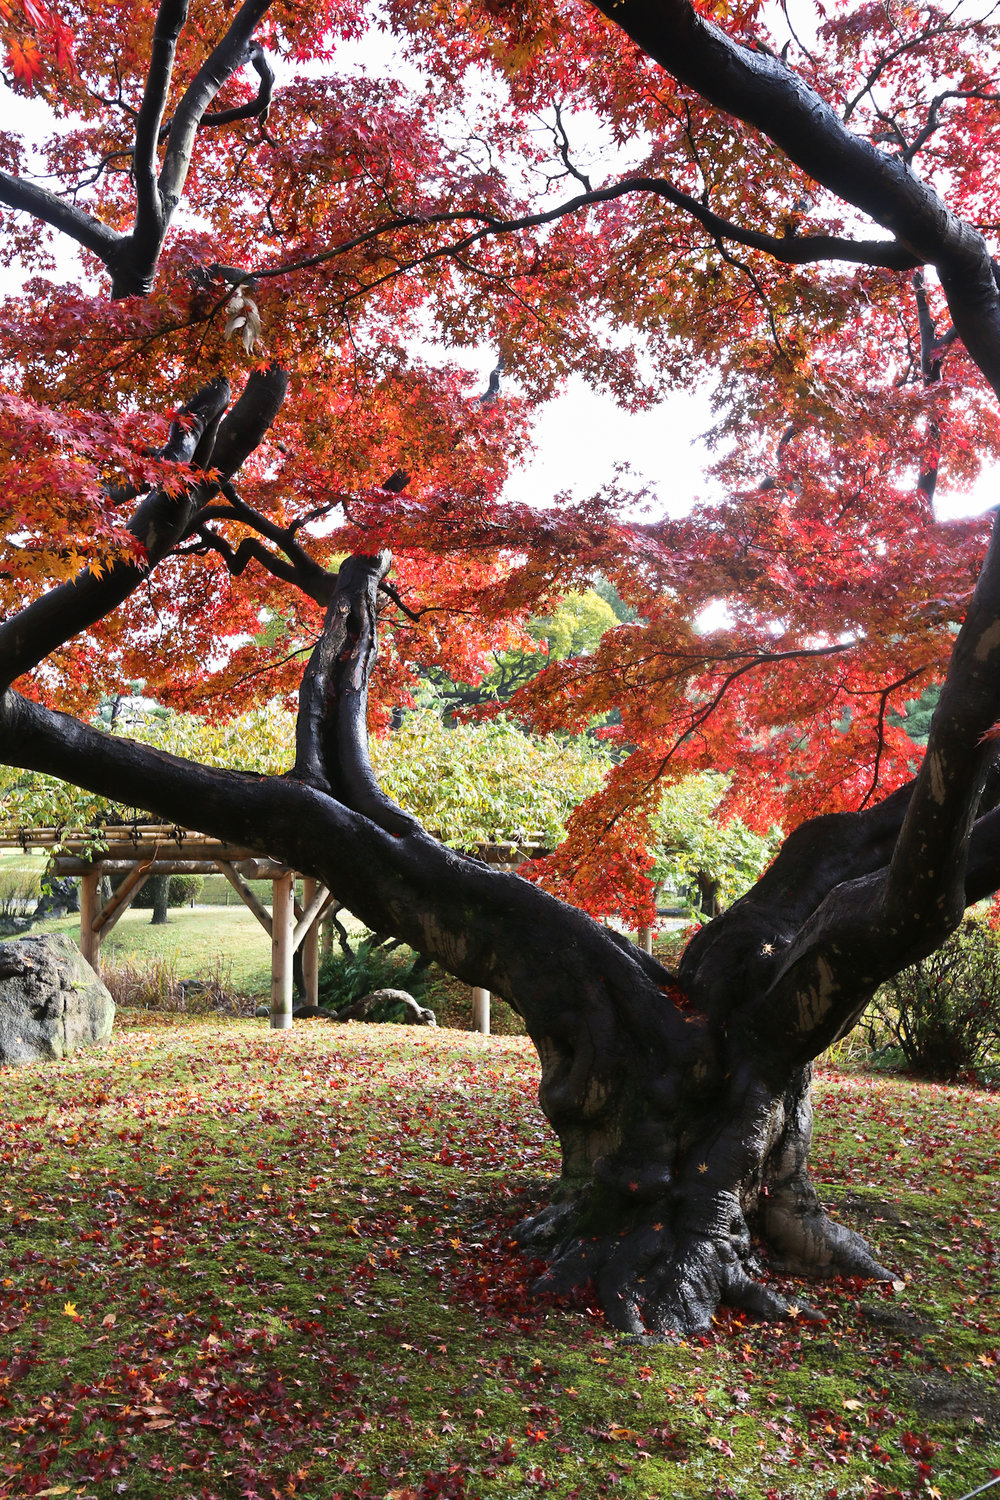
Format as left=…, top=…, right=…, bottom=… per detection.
left=1, top=1017, right=998, bottom=1500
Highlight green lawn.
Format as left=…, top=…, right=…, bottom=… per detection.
left=33, top=905, right=275, bottom=995
left=0, top=1016, right=998, bottom=1500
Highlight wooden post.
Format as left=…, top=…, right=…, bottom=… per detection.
left=271, top=872, right=295, bottom=1030
left=301, top=876, right=320, bottom=1008
left=79, top=868, right=101, bottom=969
left=638, top=924, right=653, bottom=955
left=472, top=986, right=491, bottom=1036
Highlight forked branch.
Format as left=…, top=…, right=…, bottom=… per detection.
left=0, top=0, right=277, bottom=298
left=294, top=552, right=421, bottom=836
left=0, top=364, right=288, bottom=691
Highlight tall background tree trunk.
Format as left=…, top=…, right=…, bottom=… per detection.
left=148, top=874, right=170, bottom=926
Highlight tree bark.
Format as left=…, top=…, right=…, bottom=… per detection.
left=6, top=0, right=1000, bottom=1335
left=148, top=875, right=170, bottom=926
left=8, top=539, right=1000, bottom=1334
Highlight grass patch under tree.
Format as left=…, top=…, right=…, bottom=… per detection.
left=0, top=1015, right=998, bottom=1500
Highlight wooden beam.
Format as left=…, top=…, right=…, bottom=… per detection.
left=301, top=877, right=320, bottom=1008
left=94, top=863, right=152, bottom=935
left=214, top=859, right=273, bottom=937
left=271, top=871, right=295, bottom=1030
left=291, top=883, right=333, bottom=955
left=53, top=855, right=288, bottom=877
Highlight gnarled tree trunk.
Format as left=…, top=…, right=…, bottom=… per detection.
left=7, top=538, right=1000, bottom=1334
left=5, top=0, right=1000, bottom=1332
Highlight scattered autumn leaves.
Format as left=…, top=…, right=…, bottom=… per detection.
left=0, top=1017, right=998, bottom=1499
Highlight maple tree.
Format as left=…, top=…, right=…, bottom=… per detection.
left=3, top=0, right=1000, bottom=1335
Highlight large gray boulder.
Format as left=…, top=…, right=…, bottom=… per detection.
left=0, top=934, right=114, bottom=1066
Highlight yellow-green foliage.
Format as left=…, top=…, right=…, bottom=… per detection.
left=1, top=705, right=607, bottom=851
left=653, top=773, right=779, bottom=909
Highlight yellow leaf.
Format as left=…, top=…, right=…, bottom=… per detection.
left=62, top=1301, right=78, bottom=1318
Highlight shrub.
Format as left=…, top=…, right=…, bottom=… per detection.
left=318, top=935, right=432, bottom=1021
left=872, top=919, right=1000, bottom=1081
left=102, top=952, right=253, bottom=1015
left=101, top=951, right=181, bottom=1010
left=0, top=870, right=41, bottom=934
left=132, top=874, right=204, bottom=909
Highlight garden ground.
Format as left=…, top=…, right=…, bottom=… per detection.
left=1, top=1015, right=999, bottom=1500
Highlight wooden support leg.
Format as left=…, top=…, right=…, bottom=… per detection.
left=472, top=986, right=491, bottom=1036
left=79, top=868, right=101, bottom=971
left=271, top=872, right=295, bottom=1030
left=301, top=876, right=320, bottom=1008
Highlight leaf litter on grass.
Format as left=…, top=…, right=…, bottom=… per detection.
left=0, top=1018, right=998, bottom=1500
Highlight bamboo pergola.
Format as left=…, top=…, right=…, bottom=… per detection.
left=0, top=822, right=545, bottom=1032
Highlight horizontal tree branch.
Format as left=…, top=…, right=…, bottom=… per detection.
left=587, top=0, right=1000, bottom=398
left=0, top=169, right=122, bottom=263
left=246, top=175, right=917, bottom=291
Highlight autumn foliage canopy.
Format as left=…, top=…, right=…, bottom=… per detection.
left=2, top=0, right=1000, bottom=919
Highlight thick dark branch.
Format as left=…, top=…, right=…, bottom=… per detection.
left=0, top=686, right=684, bottom=1055
left=588, top=0, right=1000, bottom=400
left=186, top=42, right=274, bottom=131
left=914, top=268, right=941, bottom=384
left=913, top=269, right=943, bottom=507
left=294, top=552, right=420, bottom=836
left=0, top=377, right=230, bottom=690
left=195, top=524, right=331, bottom=604
left=191, top=473, right=329, bottom=595
left=0, top=364, right=287, bottom=690
left=685, top=746, right=1000, bottom=1066
left=108, top=0, right=276, bottom=296
left=0, top=688, right=320, bottom=861
left=736, top=516, right=1000, bottom=1064
left=886, top=511, right=1000, bottom=931
left=208, top=363, right=288, bottom=476
left=194, top=526, right=306, bottom=592
left=0, top=170, right=123, bottom=264
left=678, top=777, right=916, bottom=1016
left=159, top=0, right=275, bottom=225
left=131, top=0, right=189, bottom=272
